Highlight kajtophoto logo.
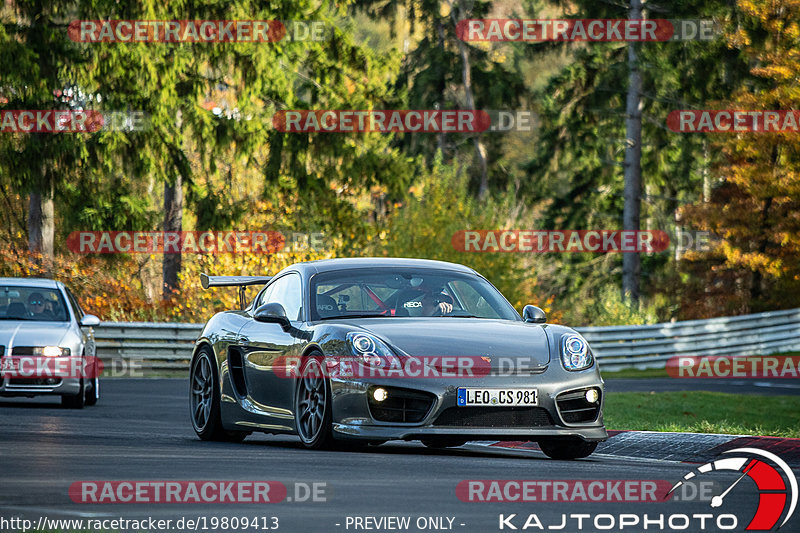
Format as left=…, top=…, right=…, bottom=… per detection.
left=667, top=448, right=798, bottom=530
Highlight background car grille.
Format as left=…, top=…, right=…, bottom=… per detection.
left=8, top=378, right=61, bottom=386
left=367, top=387, right=436, bottom=423
left=556, top=389, right=602, bottom=424
left=8, top=346, right=36, bottom=355
left=433, top=406, right=554, bottom=428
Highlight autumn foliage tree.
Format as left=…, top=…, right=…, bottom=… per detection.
left=679, top=0, right=800, bottom=316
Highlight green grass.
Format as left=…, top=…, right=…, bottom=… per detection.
left=601, top=367, right=669, bottom=378
left=604, top=391, right=800, bottom=438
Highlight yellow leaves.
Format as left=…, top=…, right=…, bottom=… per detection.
left=752, top=65, right=795, bottom=80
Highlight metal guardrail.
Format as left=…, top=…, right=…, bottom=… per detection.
left=94, top=308, right=800, bottom=373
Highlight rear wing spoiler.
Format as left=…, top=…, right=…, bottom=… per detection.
left=200, top=273, right=272, bottom=309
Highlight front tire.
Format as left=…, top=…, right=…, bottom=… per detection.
left=539, top=438, right=597, bottom=460
left=62, top=378, right=86, bottom=409
left=190, top=347, right=247, bottom=442
left=85, top=359, right=99, bottom=406
left=295, top=354, right=335, bottom=450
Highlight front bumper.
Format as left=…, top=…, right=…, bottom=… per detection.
left=0, top=376, right=81, bottom=397
left=329, top=365, right=607, bottom=443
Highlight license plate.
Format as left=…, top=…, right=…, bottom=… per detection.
left=457, top=388, right=538, bottom=407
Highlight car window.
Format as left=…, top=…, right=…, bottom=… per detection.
left=310, top=268, right=519, bottom=321
left=263, top=273, right=303, bottom=321
left=64, top=287, right=84, bottom=320
left=254, top=284, right=274, bottom=310
left=448, top=280, right=503, bottom=319
left=0, top=285, right=70, bottom=322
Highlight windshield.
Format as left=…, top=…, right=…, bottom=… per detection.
left=310, top=268, right=520, bottom=321
left=0, top=285, right=70, bottom=322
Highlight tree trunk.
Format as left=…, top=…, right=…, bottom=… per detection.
left=162, top=176, right=183, bottom=299
left=27, top=179, right=55, bottom=259
left=622, top=0, right=643, bottom=303
left=451, top=0, right=489, bottom=197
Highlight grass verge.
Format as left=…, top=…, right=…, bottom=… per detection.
left=604, top=391, right=800, bottom=438
left=601, top=367, right=669, bottom=378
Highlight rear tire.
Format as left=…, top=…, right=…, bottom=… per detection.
left=539, top=438, right=597, bottom=460
left=190, top=347, right=248, bottom=442
left=61, top=378, right=86, bottom=409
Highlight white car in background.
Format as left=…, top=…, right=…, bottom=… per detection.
left=0, top=278, right=101, bottom=408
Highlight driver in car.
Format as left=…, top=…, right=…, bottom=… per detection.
left=419, top=286, right=454, bottom=316
left=27, top=292, right=54, bottom=320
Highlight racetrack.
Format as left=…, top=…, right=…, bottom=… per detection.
left=0, top=379, right=795, bottom=532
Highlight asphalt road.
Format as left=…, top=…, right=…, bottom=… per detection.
left=0, top=379, right=792, bottom=533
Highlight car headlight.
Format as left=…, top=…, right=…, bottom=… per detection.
left=560, top=334, right=593, bottom=371
left=34, top=346, right=71, bottom=357
left=347, top=332, right=400, bottom=368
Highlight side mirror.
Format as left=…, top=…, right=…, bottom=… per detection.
left=80, top=314, right=101, bottom=327
left=254, top=303, right=290, bottom=329
left=522, top=305, right=547, bottom=324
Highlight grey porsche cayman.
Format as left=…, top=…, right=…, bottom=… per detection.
left=190, top=258, right=606, bottom=459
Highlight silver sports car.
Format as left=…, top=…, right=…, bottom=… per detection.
left=190, top=258, right=607, bottom=459
left=0, top=277, right=101, bottom=408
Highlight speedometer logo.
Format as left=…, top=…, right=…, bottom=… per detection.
left=668, top=448, right=798, bottom=530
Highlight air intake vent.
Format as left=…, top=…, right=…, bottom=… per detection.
left=434, top=407, right=554, bottom=428
left=367, top=387, right=435, bottom=423
left=556, top=389, right=601, bottom=424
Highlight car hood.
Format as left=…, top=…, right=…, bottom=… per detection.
left=0, top=321, right=70, bottom=349
left=348, top=318, right=550, bottom=367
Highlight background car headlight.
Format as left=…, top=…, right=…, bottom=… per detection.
left=560, top=334, right=593, bottom=371
left=33, top=346, right=71, bottom=357
left=347, top=332, right=400, bottom=368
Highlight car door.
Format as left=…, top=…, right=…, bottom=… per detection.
left=237, top=272, right=303, bottom=418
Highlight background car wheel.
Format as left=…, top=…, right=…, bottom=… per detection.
left=295, top=354, right=335, bottom=450
left=538, top=438, right=597, bottom=460
left=190, top=347, right=248, bottom=442
left=84, top=358, right=99, bottom=406
left=61, top=377, right=85, bottom=409
left=84, top=376, right=99, bottom=406
left=420, top=438, right=467, bottom=449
